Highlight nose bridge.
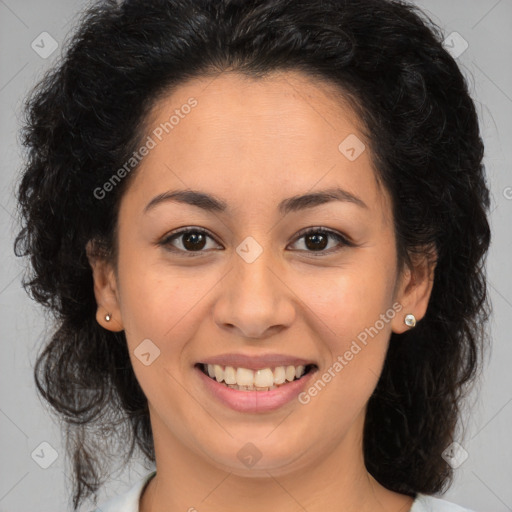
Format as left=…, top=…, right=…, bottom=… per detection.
left=213, top=234, right=295, bottom=338
left=232, top=233, right=280, bottom=304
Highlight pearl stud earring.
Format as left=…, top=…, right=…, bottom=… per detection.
left=404, top=314, right=416, bottom=328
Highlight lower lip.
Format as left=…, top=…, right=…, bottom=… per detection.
left=195, top=365, right=317, bottom=413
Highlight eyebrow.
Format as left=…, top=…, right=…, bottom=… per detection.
left=144, top=187, right=367, bottom=215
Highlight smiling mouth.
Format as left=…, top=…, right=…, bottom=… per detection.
left=197, top=363, right=317, bottom=391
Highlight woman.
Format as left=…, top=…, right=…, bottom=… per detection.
left=14, top=0, right=491, bottom=511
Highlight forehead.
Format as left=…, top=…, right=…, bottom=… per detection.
left=146, top=69, right=365, bottom=157
left=122, top=70, right=389, bottom=219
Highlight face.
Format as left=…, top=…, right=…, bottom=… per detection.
left=89, top=70, right=433, bottom=477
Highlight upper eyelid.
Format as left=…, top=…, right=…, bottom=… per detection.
left=163, top=227, right=219, bottom=244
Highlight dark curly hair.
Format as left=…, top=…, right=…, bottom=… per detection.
left=14, top=0, right=491, bottom=509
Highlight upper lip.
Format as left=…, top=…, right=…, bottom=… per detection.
left=199, top=353, right=317, bottom=371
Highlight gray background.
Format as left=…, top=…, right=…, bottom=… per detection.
left=1, top=1, right=511, bottom=511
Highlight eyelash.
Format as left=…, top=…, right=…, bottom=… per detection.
left=159, top=226, right=355, bottom=257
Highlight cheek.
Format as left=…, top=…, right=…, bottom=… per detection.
left=116, top=252, right=221, bottom=358
left=293, top=258, right=395, bottom=407
left=115, top=263, right=170, bottom=342
left=297, top=260, right=396, bottom=345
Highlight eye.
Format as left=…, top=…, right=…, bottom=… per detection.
left=288, top=227, right=353, bottom=255
left=159, top=227, right=222, bottom=256
left=159, top=226, right=354, bottom=257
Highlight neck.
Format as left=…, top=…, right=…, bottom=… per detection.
left=140, top=409, right=413, bottom=512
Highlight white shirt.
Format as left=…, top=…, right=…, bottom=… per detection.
left=91, top=471, right=475, bottom=512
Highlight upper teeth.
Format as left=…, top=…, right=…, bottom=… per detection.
left=205, top=364, right=307, bottom=388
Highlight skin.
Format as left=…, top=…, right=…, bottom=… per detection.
left=87, top=70, right=435, bottom=512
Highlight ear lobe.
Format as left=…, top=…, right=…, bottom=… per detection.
left=86, top=240, right=124, bottom=332
left=391, top=248, right=437, bottom=334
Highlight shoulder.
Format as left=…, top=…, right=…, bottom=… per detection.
left=89, top=471, right=156, bottom=512
left=411, top=493, right=475, bottom=512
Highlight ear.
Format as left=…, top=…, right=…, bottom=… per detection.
left=391, top=246, right=437, bottom=334
left=86, top=239, right=124, bottom=332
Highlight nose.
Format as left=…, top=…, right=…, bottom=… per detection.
left=213, top=243, right=296, bottom=339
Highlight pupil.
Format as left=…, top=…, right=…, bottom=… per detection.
left=183, top=232, right=206, bottom=251
left=181, top=231, right=328, bottom=251
left=306, top=232, right=327, bottom=251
